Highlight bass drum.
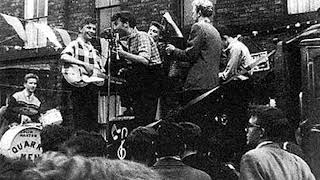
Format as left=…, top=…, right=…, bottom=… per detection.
left=0, top=123, right=42, bottom=161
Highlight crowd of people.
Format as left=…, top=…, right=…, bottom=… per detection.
left=0, top=0, right=318, bottom=179
left=0, top=105, right=317, bottom=180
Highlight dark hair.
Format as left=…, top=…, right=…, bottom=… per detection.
left=155, top=121, right=184, bottom=157
left=80, top=17, right=97, bottom=28
left=150, top=21, right=164, bottom=32
left=125, top=126, right=157, bottom=165
left=111, top=11, right=136, bottom=28
left=216, top=25, right=235, bottom=38
left=250, top=106, right=290, bottom=142
left=60, top=130, right=108, bottom=157
left=40, top=125, right=74, bottom=152
left=196, top=5, right=213, bottom=17
left=24, top=73, right=39, bottom=83
left=179, top=122, right=201, bottom=150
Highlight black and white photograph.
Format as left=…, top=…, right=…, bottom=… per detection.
left=0, top=0, right=319, bottom=179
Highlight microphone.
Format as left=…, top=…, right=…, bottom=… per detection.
left=115, top=33, right=120, bottom=60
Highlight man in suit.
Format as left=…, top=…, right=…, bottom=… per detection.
left=240, top=106, right=315, bottom=180
left=165, top=0, right=222, bottom=143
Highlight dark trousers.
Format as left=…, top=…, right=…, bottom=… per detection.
left=63, top=80, right=99, bottom=132
left=120, top=65, right=161, bottom=126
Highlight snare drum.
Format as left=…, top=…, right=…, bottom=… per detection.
left=0, top=123, right=42, bottom=161
left=39, top=108, right=63, bottom=126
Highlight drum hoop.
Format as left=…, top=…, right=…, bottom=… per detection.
left=0, top=125, right=42, bottom=150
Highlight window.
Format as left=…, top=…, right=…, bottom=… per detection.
left=24, top=0, right=48, bottom=48
left=96, top=0, right=121, bottom=32
left=288, top=0, right=320, bottom=14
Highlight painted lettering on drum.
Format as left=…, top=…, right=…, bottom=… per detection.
left=20, top=153, right=41, bottom=160
left=11, top=140, right=41, bottom=154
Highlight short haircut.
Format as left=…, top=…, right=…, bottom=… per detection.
left=79, top=17, right=97, bottom=28
left=24, top=73, right=39, bottom=83
left=150, top=21, right=164, bottom=33
left=192, top=0, right=214, bottom=17
left=60, top=130, right=108, bottom=157
left=111, top=11, right=136, bottom=28
left=179, top=122, right=201, bottom=150
left=125, top=126, right=157, bottom=164
left=155, top=121, right=184, bottom=157
left=250, top=106, right=291, bottom=142
left=217, top=25, right=235, bottom=37
left=40, top=125, right=74, bottom=152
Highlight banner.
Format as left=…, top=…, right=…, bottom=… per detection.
left=34, top=23, right=62, bottom=49
left=55, top=28, right=71, bottom=46
left=1, top=13, right=27, bottom=42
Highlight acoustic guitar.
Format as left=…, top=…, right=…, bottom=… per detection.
left=61, top=60, right=106, bottom=88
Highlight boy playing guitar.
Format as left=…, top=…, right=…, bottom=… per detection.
left=61, top=18, right=105, bottom=87
left=60, top=18, right=103, bottom=132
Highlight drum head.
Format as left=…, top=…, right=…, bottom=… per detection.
left=0, top=124, right=42, bottom=161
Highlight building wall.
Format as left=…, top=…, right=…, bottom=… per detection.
left=120, top=0, right=181, bottom=32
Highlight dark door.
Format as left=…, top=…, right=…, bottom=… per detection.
left=300, top=38, right=320, bottom=179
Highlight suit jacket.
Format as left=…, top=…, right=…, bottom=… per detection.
left=153, top=157, right=211, bottom=180
left=182, top=153, right=238, bottom=180
left=173, top=20, right=222, bottom=91
left=240, top=142, right=315, bottom=180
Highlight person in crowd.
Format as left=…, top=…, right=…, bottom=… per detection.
left=22, top=151, right=162, bottom=180
left=5, top=73, right=41, bottom=126
left=60, top=130, right=108, bottom=157
left=297, top=120, right=320, bottom=178
left=239, top=106, right=315, bottom=180
left=60, top=17, right=102, bottom=132
left=111, top=11, right=162, bottom=125
left=40, top=124, right=74, bottom=152
left=0, top=153, right=35, bottom=180
left=152, top=120, right=211, bottom=180
left=179, top=121, right=239, bottom=180
left=125, top=126, right=158, bottom=166
left=217, top=25, right=254, bottom=162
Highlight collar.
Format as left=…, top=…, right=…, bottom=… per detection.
left=128, top=28, right=140, bottom=40
left=76, top=37, right=93, bottom=50
left=255, top=141, right=274, bottom=149
left=198, top=17, right=211, bottom=23
left=181, top=151, right=197, bottom=159
left=22, top=89, right=33, bottom=98
left=158, top=156, right=181, bottom=161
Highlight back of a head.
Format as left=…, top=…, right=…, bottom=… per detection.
left=179, top=122, right=201, bottom=150
left=251, top=106, right=290, bottom=142
left=90, top=158, right=162, bottom=180
left=156, top=121, right=184, bottom=157
left=125, top=126, right=157, bottom=164
left=60, top=130, right=108, bottom=157
left=111, top=11, right=136, bottom=28
left=192, top=0, right=214, bottom=17
left=40, top=125, right=74, bottom=152
left=22, top=152, right=108, bottom=180
left=217, top=25, right=236, bottom=37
